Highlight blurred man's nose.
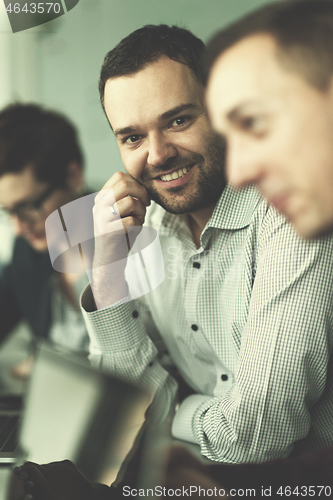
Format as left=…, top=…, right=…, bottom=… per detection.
left=10, top=215, right=30, bottom=236
left=227, top=140, right=263, bottom=189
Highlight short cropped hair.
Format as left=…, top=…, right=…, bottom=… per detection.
left=99, top=24, right=205, bottom=108
left=204, top=0, right=333, bottom=92
left=0, top=103, right=83, bottom=187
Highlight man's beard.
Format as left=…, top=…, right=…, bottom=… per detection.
left=140, top=132, right=227, bottom=214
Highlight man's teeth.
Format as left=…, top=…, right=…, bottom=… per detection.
left=160, top=166, right=191, bottom=182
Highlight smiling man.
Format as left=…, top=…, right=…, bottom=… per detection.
left=105, top=56, right=224, bottom=219
left=81, top=24, right=333, bottom=464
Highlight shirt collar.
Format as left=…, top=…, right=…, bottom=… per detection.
left=206, top=183, right=262, bottom=231
left=148, top=183, right=263, bottom=236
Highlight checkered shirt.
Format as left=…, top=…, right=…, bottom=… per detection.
left=82, top=184, right=333, bottom=463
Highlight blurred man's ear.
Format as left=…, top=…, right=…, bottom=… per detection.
left=66, top=161, right=84, bottom=194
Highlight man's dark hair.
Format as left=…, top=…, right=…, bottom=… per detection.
left=0, top=103, right=83, bottom=187
left=204, top=0, right=333, bottom=92
left=99, top=24, right=205, bottom=108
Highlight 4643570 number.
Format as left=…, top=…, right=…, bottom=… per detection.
left=5, top=3, right=61, bottom=14
left=276, top=485, right=332, bottom=497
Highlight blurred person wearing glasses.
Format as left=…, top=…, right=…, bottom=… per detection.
left=0, top=103, right=90, bottom=373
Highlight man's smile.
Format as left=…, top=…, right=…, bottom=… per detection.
left=153, top=164, right=195, bottom=188
left=159, top=164, right=193, bottom=182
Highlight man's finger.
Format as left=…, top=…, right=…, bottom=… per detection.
left=115, top=196, right=146, bottom=221
left=96, top=172, right=150, bottom=207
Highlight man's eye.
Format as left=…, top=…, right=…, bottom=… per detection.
left=241, top=116, right=265, bottom=134
left=171, top=116, right=187, bottom=127
left=125, top=135, right=141, bottom=144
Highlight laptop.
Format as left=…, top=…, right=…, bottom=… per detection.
left=0, top=394, right=22, bottom=464
left=0, top=342, right=205, bottom=500
left=0, top=342, right=148, bottom=482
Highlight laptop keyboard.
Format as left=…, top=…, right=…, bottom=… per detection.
left=0, top=415, right=20, bottom=452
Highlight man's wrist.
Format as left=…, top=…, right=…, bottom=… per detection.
left=90, top=267, right=128, bottom=310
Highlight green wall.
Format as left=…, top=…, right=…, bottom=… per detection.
left=3, top=0, right=280, bottom=188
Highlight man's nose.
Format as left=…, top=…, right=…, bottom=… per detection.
left=227, top=141, right=263, bottom=189
left=147, top=132, right=177, bottom=167
left=10, top=215, right=30, bottom=236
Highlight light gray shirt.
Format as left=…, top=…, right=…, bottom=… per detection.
left=82, top=184, right=333, bottom=463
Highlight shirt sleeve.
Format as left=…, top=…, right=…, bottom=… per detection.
left=81, top=286, right=178, bottom=424
left=173, top=212, right=333, bottom=463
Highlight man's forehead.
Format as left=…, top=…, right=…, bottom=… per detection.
left=207, top=34, right=287, bottom=120
left=0, top=167, right=41, bottom=206
left=104, top=56, right=204, bottom=130
left=104, top=57, right=202, bottom=98
left=213, top=33, right=279, bottom=71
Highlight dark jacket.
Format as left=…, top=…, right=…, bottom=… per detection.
left=0, top=236, right=54, bottom=343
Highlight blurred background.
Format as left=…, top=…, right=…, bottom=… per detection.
left=0, top=0, right=277, bottom=390
left=0, top=0, right=277, bottom=190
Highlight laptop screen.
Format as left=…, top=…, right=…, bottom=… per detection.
left=16, top=342, right=149, bottom=483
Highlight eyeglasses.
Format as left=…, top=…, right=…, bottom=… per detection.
left=0, top=184, right=56, bottom=222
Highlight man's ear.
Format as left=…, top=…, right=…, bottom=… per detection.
left=65, top=161, right=84, bottom=194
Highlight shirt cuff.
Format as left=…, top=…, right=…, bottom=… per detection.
left=80, top=285, right=144, bottom=351
left=81, top=284, right=130, bottom=313
left=171, top=394, right=212, bottom=443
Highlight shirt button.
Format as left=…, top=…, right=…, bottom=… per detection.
left=191, top=324, right=198, bottom=331
left=132, top=310, right=139, bottom=319
left=148, top=361, right=154, bottom=367
left=193, top=262, right=201, bottom=269
left=221, top=374, right=228, bottom=382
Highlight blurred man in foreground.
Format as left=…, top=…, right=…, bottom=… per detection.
left=166, top=0, right=333, bottom=496
left=206, top=0, right=333, bottom=239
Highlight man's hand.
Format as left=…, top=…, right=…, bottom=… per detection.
left=8, top=460, right=102, bottom=500
left=91, top=172, right=150, bottom=309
